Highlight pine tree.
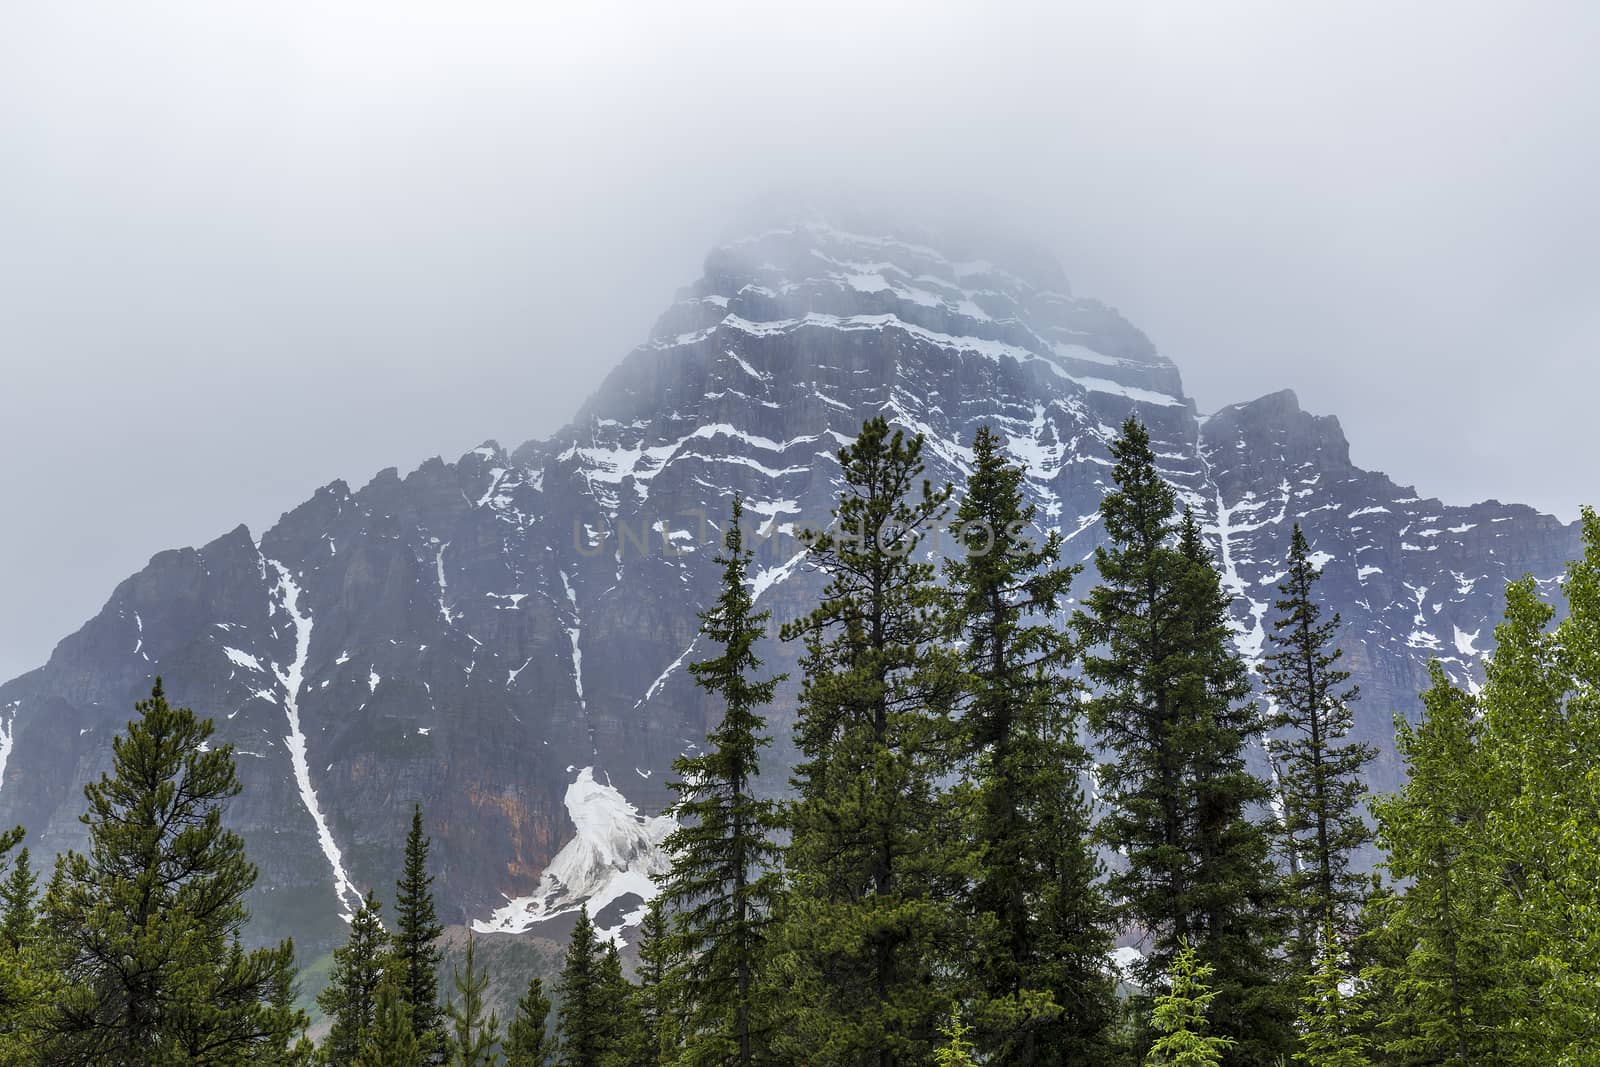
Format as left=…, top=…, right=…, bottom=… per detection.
left=42, top=678, right=306, bottom=1062
left=443, top=932, right=500, bottom=1067
left=320, top=890, right=393, bottom=1067
left=557, top=906, right=605, bottom=1067
left=394, top=804, right=447, bottom=1062
left=1294, top=928, right=1372, bottom=1067
left=1074, top=420, right=1288, bottom=1064
left=1260, top=525, right=1377, bottom=965
left=661, top=495, right=782, bottom=1067
left=504, top=975, right=558, bottom=1067
left=771, top=417, right=963, bottom=1067
left=356, top=973, right=423, bottom=1067
left=1145, top=942, right=1233, bottom=1067
left=943, top=425, right=1113, bottom=1064
left=0, top=844, right=35, bottom=952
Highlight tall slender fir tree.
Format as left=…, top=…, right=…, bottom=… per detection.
left=394, top=804, right=447, bottom=1062
left=661, top=495, right=783, bottom=1067
left=942, top=425, right=1113, bottom=1064
left=0, top=844, right=36, bottom=952
left=556, top=906, right=605, bottom=1067
left=444, top=932, right=500, bottom=1067
left=356, top=973, right=423, bottom=1067
left=504, top=975, right=558, bottom=1067
left=1260, top=524, right=1376, bottom=964
left=771, top=417, right=963, bottom=1067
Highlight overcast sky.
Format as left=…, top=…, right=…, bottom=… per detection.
left=2, top=2, right=1597, bottom=682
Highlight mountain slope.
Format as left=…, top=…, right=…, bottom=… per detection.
left=0, top=219, right=1578, bottom=950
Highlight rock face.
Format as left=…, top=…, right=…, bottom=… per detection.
left=0, top=218, right=1580, bottom=951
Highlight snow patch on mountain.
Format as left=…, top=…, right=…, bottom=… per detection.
left=267, top=561, right=362, bottom=920
left=473, top=766, right=674, bottom=942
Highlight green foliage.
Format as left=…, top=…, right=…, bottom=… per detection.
left=355, top=973, right=423, bottom=1067
left=1075, top=420, right=1289, bottom=1063
left=661, top=496, right=782, bottom=1066
left=504, top=974, right=557, bottom=1067
left=943, top=425, right=1113, bottom=1064
left=1260, top=525, right=1377, bottom=966
left=0, top=845, right=37, bottom=953
left=1144, top=942, right=1233, bottom=1067
left=444, top=932, right=500, bottom=1067
left=557, top=907, right=605, bottom=1067
left=394, top=805, right=447, bottom=1063
left=1293, top=928, right=1372, bottom=1067
left=319, top=890, right=392, bottom=1066
left=42, top=678, right=307, bottom=1063
left=770, top=417, right=964, bottom=1066
left=625, top=896, right=678, bottom=1065
left=934, top=1004, right=978, bottom=1067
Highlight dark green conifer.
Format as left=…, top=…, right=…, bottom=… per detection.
left=1260, top=524, right=1377, bottom=965
left=0, top=843, right=35, bottom=952
left=557, top=906, right=605, bottom=1067
left=504, top=974, right=558, bottom=1067
left=943, top=425, right=1113, bottom=1064
left=772, top=417, right=964, bottom=1067
left=356, top=973, right=423, bottom=1067
left=394, top=804, right=447, bottom=1061
left=661, top=495, right=781, bottom=1066
left=320, top=890, right=392, bottom=1066
left=1074, top=421, right=1288, bottom=1064
left=43, top=679, right=306, bottom=1061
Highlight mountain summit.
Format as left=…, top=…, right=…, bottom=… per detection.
left=0, top=219, right=1578, bottom=950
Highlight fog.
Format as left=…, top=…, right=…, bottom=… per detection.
left=3, top=1, right=1597, bottom=680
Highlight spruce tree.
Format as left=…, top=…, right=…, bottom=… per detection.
left=934, top=1006, right=978, bottom=1067
left=595, top=942, right=642, bottom=1067
left=43, top=678, right=306, bottom=1062
left=444, top=932, right=500, bottom=1067
left=0, top=843, right=35, bottom=952
left=943, top=425, right=1113, bottom=1064
left=627, top=896, right=678, bottom=1065
left=1293, top=928, right=1372, bottom=1067
left=1145, top=943, right=1233, bottom=1067
left=1260, top=525, right=1376, bottom=964
left=356, top=973, right=423, bottom=1067
left=504, top=975, right=558, bottom=1067
left=771, top=417, right=963, bottom=1067
left=557, top=906, right=605, bottom=1067
left=320, top=890, right=392, bottom=1067
left=1074, top=420, right=1287, bottom=1064
left=661, top=495, right=782, bottom=1067
left=394, top=804, right=447, bottom=1062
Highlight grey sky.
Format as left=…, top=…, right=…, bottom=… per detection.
left=3, top=2, right=1597, bottom=682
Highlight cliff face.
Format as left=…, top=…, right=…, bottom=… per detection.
left=0, top=219, right=1578, bottom=949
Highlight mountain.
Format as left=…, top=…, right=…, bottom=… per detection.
left=0, top=217, right=1580, bottom=952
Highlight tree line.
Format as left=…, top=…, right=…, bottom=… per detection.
left=1, top=414, right=1596, bottom=1065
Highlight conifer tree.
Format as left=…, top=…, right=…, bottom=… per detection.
left=1260, top=525, right=1376, bottom=964
left=596, top=942, right=642, bottom=1067
left=1074, top=420, right=1287, bottom=1064
left=320, top=890, right=392, bottom=1067
left=0, top=845, right=36, bottom=952
left=661, top=495, right=782, bottom=1067
left=943, top=425, right=1113, bottom=1064
left=356, top=973, right=423, bottom=1067
left=1294, top=928, right=1372, bottom=1067
left=504, top=975, right=558, bottom=1067
left=557, top=907, right=605, bottom=1067
left=627, top=896, right=678, bottom=1065
left=934, top=1005, right=978, bottom=1067
left=1145, top=943, right=1232, bottom=1067
left=771, top=417, right=963, bottom=1067
left=444, top=932, right=500, bottom=1067
left=43, top=678, right=306, bottom=1062
left=394, top=804, right=447, bottom=1062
